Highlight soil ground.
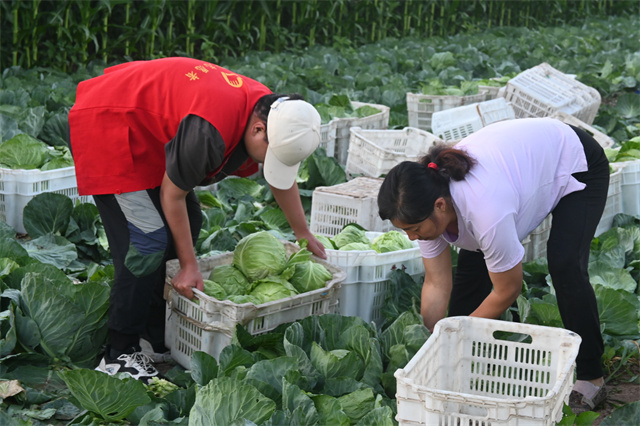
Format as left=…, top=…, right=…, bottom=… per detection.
left=593, top=361, right=640, bottom=424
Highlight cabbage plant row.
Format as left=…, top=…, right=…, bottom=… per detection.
left=0, top=14, right=640, bottom=425
left=2, top=0, right=636, bottom=71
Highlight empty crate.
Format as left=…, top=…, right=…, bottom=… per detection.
left=310, top=177, right=395, bottom=237
left=395, top=316, right=581, bottom=426
left=346, top=127, right=442, bottom=178
left=502, top=63, right=601, bottom=125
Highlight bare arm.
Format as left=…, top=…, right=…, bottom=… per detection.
left=160, top=172, right=203, bottom=299
left=421, top=248, right=453, bottom=331
left=270, top=182, right=326, bottom=259
left=471, top=262, right=523, bottom=319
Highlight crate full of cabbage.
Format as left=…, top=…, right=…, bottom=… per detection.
left=164, top=231, right=346, bottom=368
left=317, top=225, right=425, bottom=325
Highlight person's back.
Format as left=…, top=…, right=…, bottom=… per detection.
left=452, top=117, right=588, bottom=241
left=69, top=58, right=271, bottom=195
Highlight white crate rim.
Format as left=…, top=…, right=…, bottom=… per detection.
left=326, top=231, right=420, bottom=265
left=165, top=242, right=346, bottom=316
left=349, top=126, right=437, bottom=155
left=313, top=176, right=384, bottom=197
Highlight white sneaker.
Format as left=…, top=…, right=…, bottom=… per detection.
left=96, top=345, right=158, bottom=384
left=139, top=338, right=172, bottom=363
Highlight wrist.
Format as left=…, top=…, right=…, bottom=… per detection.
left=178, top=255, right=199, bottom=271
left=294, top=227, right=312, bottom=238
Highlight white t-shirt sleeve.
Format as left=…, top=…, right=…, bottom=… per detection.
left=418, top=237, right=450, bottom=259
left=478, top=213, right=525, bottom=272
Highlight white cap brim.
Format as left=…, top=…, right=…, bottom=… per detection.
left=263, top=147, right=300, bottom=190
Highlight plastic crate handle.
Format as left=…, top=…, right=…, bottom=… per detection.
left=167, top=298, right=237, bottom=334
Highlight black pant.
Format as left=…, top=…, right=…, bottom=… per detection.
left=449, top=125, right=608, bottom=380
left=94, top=188, right=202, bottom=352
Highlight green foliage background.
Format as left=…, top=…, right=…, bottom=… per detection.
left=1, top=0, right=639, bottom=72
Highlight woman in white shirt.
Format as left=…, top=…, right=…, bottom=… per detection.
left=378, top=117, right=608, bottom=414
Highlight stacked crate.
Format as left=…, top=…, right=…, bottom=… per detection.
left=430, top=97, right=516, bottom=142
left=310, top=177, right=396, bottom=237
left=501, top=63, right=601, bottom=125
left=345, top=127, right=443, bottom=178
left=549, top=111, right=614, bottom=149
left=406, top=91, right=489, bottom=132
left=325, top=231, right=424, bottom=324
left=324, top=102, right=390, bottom=166
left=0, top=166, right=91, bottom=233
left=595, top=164, right=623, bottom=236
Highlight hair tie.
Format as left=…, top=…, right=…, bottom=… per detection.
left=427, top=162, right=438, bottom=170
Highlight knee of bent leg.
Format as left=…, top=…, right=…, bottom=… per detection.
left=124, top=224, right=170, bottom=278
left=547, top=247, right=588, bottom=285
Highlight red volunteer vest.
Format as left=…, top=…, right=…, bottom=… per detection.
left=69, top=58, right=271, bottom=195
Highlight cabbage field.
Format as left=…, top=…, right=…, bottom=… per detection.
left=1, top=3, right=640, bottom=425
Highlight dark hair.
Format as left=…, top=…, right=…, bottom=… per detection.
left=253, top=93, right=305, bottom=123
left=378, top=144, right=475, bottom=224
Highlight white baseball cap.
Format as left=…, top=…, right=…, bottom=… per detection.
left=264, top=97, right=321, bottom=190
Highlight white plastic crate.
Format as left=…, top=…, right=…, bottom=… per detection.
left=331, top=101, right=390, bottom=166
left=521, top=214, right=553, bottom=263
left=616, top=159, right=640, bottom=217
left=432, top=104, right=483, bottom=141
left=310, top=177, right=395, bottom=237
left=319, top=119, right=337, bottom=158
left=406, top=91, right=489, bottom=131
left=325, top=231, right=425, bottom=324
left=164, top=242, right=346, bottom=368
left=548, top=111, right=614, bottom=149
left=395, top=317, right=581, bottom=426
left=502, top=63, right=601, bottom=125
left=595, top=164, right=623, bottom=236
left=431, top=98, right=516, bottom=141
left=345, top=127, right=442, bottom=178
left=478, top=97, right=516, bottom=126
left=0, top=166, right=92, bottom=234
left=479, top=84, right=504, bottom=100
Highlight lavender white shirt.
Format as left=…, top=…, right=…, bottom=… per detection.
left=419, top=117, right=588, bottom=273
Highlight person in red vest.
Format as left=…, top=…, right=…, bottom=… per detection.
left=69, top=57, right=325, bottom=382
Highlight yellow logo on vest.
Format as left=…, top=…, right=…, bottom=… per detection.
left=222, top=72, right=243, bottom=88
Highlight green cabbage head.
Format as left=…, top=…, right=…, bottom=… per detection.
left=371, top=231, right=413, bottom=253
left=339, top=242, right=373, bottom=251
left=333, top=225, right=370, bottom=249
left=202, top=279, right=227, bottom=300
left=0, top=134, right=50, bottom=169
left=233, top=231, right=287, bottom=282
left=209, top=264, right=251, bottom=296
left=249, top=276, right=298, bottom=304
